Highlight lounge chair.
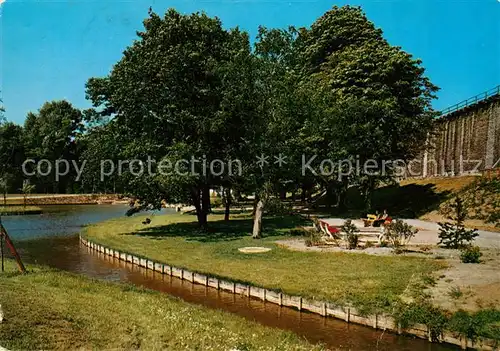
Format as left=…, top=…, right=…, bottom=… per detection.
left=319, top=221, right=340, bottom=245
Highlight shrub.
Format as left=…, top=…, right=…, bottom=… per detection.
left=210, top=196, right=223, bottom=208
left=441, top=176, right=500, bottom=228
left=347, top=233, right=359, bottom=249
left=438, top=197, right=478, bottom=249
left=289, top=228, right=309, bottom=236
left=460, top=245, right=482, bottom=263
left=385, top=219, right=418, bottom=253
left=396, top=304, right=500, bottom=343
left=305, top=230, right=323, bottom=247
left=310, top=216, right=321, bottom=232
left=448, top=310, right=483, bottom=342
left=448, top=286, right=463, bottom=300
left=394, top=302, right=447, bottom=342
left=264, top=197, right=292, bottom=215
left=471, top=309, right=500, bottom=342
left=422, top=275, right=436, bottom=286
left=364, top=241, right=375, bottom=249
left=340, top=219, right=359, bottom=249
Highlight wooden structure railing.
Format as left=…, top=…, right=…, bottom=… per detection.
left=440, top=85, right=500, bottom=117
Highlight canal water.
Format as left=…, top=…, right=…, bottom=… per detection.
left=1, top=205, right=457, bottom=350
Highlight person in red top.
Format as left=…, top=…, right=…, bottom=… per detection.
left=373, top=210, right=389, bottom=227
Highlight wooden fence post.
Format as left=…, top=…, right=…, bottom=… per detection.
left=0, top=224, right=26, bottom=273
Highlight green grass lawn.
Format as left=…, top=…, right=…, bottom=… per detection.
left=0, top=260, right=321, bottom=350
left=0, top=206, right=42, bottom=215
left=83, top=212, right=444, bottom=313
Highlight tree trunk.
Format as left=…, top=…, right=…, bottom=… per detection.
left=363, top=178, right=375, bottom=213
left=223, top=187, right=231, bottom=221
left=202, top=185, right=211, bottom=215
left=307, top=187, right=313, bottom=203
left=326, top=184, right=336, bottom=209
left=337, top=190, right=347, bottom=212
left=233, top=189, right=241, bottom=202
left=364, top=189, right=372, bottom=213
left=191, top=188, right=207, bottom=230
left=280, top=190, right=286, bottom=200
left=252, top=200, right=264, bottom=239
left=252, top=193, right=260, bottom=217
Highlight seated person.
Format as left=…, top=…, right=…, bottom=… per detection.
left=373, top=210, right=388, bottom=227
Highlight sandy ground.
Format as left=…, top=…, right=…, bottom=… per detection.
left=277, top=218, right=500, bottom=312
left=427, top=248, right=500, bottom=312
left=403, top=219, right=500, bottom=249
left=276, top=237, right=456, bottom=258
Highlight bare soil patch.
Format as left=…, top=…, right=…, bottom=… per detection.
left=427, top=248, right=500, bottom=312
left=277, top=238, right=500, bottom=312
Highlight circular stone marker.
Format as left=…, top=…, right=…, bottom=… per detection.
left=238, top=246, right=272, bottom=253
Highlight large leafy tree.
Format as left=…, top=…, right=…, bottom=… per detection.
left=299, top=6, right=383, bottom=72
left=298, top=6, right=438, bottom=210
left=0, top=122, right=25, bottom=201
left=248, top=26, right=326, bottom=237
left=0, top=97, right=5, bottom=124
left=79, top=121, right=122, bottom=194
left=82, top=5, right=439, bottom=233
left=23, top=100, right=83, bottom=193
left=0, top=95, right=25, bottom=200
left=86, top=9, right=260, bottom=228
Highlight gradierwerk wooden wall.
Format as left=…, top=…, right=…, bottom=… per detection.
left=408, top=97, right=500, bottom=178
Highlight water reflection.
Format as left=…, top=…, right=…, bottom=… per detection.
left=5, top=207, right=457, bottom=350
left=2, top=204, right=170, bottom=240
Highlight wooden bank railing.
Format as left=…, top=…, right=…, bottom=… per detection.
left=80, top=235, right=498, bottom=350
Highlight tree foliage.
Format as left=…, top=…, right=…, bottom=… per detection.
left=5, top=6, right=440, bottom=234
left=23, top=100, right=84, bottom=193
left=86, top=9, right=260, bottom=228
left=385, top=220, right=418, bottom=253
left=0, top=122, right=25, bottom=196
left=438, top=197, right=479, bottom=249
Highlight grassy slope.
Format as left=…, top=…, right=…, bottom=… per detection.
left=83, top=213, right=443, bottom=312
left=399, top=176, right=479, bottom=193
left=405, top=176, right=500, bottom=232
left=0, top=260, right=320, bottom=351
left=331, top=175, right=499, bottom=232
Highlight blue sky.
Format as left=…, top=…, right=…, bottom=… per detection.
left=1, top=0, right=499, bottom=125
